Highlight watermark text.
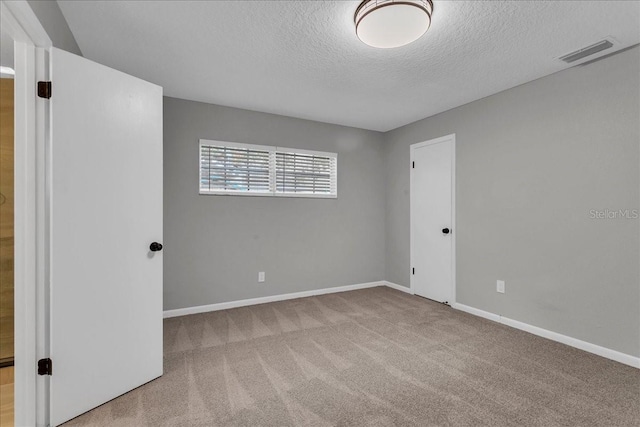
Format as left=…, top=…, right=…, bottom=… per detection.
left=589, top=209, right=638, bottom=219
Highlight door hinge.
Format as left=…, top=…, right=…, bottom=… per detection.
left=412, top=161, right=415, bottom=169
left=37, top=81, right=52, bottom=99
left=412, top=268, right=415, bottom=275
left=38, top=358, right=52, bottom=375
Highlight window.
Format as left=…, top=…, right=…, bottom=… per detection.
left=199, top=142, right=272, bottom=194
left=199, top=140, right=337, bottom=198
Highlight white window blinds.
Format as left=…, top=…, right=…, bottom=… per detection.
left=276, top=151, right=337, bottom=195
left=199, top=140, right=337, bottom=198
left=200, top=144, right=271, bottom=193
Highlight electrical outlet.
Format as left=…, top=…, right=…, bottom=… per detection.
left=258, top=272, right=265, bottom=283
left=497, top=280, right=505, bottom=294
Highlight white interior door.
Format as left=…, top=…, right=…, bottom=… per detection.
left=49, top=47, right=163, bottom=426
left=410, top=135, right=455, bottom=303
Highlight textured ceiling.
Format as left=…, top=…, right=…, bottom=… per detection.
left=58, top=1, right=640, bottom=132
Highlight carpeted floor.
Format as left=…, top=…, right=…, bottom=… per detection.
left=64, top=287, right=639, bottom=426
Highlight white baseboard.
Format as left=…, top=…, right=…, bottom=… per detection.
left=452, top=303, right=640, bottom=369
left=163, top=281, right=386, bottom=318
left=384, top=281, right=414, bottom=294
left=452, top=302, right=501, bottom=322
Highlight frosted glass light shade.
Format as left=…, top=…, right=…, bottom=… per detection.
left=355, top=0, right=434, bottom=49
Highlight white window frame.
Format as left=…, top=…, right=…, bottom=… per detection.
left=199, top=139, right=338, bottom=198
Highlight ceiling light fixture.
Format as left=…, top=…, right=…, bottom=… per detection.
left=355, top=0, right=434, bottom=49
left=0, top=66, right=15, bottom=76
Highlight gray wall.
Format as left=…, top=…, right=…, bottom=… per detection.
left=384, top=46, right=640, bottom=357
left=164, top=97, right=386, bottom=310
left=28, top=0, right=82, bottom=56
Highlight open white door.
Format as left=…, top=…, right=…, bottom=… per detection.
left=48, top=48, right=163, bottom=426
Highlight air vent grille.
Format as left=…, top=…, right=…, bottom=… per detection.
left=559, top=40, right=613, bottom=63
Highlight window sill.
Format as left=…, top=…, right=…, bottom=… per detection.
left=199, top=191, right=337, bottom=199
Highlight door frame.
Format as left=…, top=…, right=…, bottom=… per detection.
left=0, top=1, right=51, bottom=426
left=409, top=133, right=456, bottom=304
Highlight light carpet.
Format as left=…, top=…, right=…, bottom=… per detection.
left=63, top=287, right=640, bottom=426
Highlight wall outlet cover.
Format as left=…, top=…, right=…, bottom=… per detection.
left=497, top=280, right=505, bottom=294
left=258, top=272, right=265, bottom=283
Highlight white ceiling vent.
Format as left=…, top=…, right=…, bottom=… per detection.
left=559, top=40, right=614, bottom=63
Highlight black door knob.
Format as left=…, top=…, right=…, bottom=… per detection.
left=150, top=242, right=163, bottom=252
left=442, top=228, right=450, bottom=235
